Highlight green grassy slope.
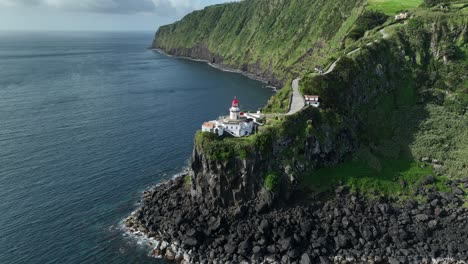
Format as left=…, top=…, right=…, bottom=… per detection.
left=301, top=9, right=467, bottom=179
left=154, top=0, right=365, bottom=83
left=366, top=0, right=423, bottom=15
left=303, top=157, right=432, bottom=198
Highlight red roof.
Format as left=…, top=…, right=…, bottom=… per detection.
left=304, top=95, right=319, bottom=100
left=202, top=122, right=214, bottom=129
left=232, top=97, right=239, bottom=107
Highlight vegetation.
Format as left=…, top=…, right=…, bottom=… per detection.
left=184, top=175, right=191, bottom=189
left=264, top=173, right=280, bottom=191
left=348, top=11, right=389, bottom=40
left=366, top=0, right=423, bottom=15
left=194, top=131, right=255, bottom=161
left=422, top=0, right=450, bottom=7
left=263, top=82, right=291, bottom=113
left=302, top=9, right=467, bottom=177
left=303, top=157, right=432, bottom=198
left=193, top=120, right=280, bottom=162
left=155, top=0, right=365, bottom=84
left=172, top=1, right=467, bottom=198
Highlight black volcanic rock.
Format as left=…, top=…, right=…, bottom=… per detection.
left=129, top=176, right=468, bottom=263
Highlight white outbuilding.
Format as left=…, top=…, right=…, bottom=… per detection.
left=304, top=95, right=320, bottom=108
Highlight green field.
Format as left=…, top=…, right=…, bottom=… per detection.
left=303, top=157, right=433, bottom=198
left=366, top=0, right=423, bottom=15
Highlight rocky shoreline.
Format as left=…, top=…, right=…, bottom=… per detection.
left=153, top=49, right=274, bottom=87
left=125, top=175, right=468, bottom=264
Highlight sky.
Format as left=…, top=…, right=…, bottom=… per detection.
left=0, top=0, right=231, bottom=31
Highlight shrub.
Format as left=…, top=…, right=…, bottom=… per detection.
left=194, top=131, right=254, bottom=161
left=184, top=175, right=191, bottom=189
left=423, top=0, right=448, bottom=7
left=264, top=173, right=280, bottom=191
left=348, top=11, right=388, bottom=40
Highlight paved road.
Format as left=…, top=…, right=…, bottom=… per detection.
left=324, top=28, right=389, bottom=75
left=286, top=78, right=305, bottom=116
left=261, top=78, right=304, bottom=118
left=323, top=58, right=340, bottom=75
left=263, top=27, right=390, bottom=118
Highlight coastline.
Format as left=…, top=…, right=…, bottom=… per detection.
left=122, top=174, right=192, bottom=263
left=127, top=45, right=468, bottom=263
left=123, top=173, right=468, bottom=264
left=153, top=49, right=273, bottom=87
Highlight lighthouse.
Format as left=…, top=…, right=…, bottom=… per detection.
left=201, top=97, right=254, bottom=137
left=229, top=97, right=240, bottom=120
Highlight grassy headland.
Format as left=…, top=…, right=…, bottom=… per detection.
left=160, top=0, right=467, bottom=201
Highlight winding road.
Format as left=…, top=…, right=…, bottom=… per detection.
left=323, top=28, right=389, bottom=75
left=265, top=28, right=390, bottom=118
left=286, top=78, right=305, bottom=115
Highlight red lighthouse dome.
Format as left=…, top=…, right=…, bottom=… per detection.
left=232, top=97, right=239, bottom=107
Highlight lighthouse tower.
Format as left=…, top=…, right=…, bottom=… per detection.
left=230, top=97, right=240, bottom=120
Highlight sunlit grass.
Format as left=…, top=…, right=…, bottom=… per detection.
left=366, top=0, right=423, bottom=15
left=303, top=157, right=433, bottom=198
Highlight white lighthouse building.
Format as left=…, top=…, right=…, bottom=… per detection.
left=230, top=97, right=241, bottom=120
left=201, top=97, right=255, bottom=137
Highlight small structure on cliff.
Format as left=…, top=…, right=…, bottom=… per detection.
left=201, top=97, right=254, bottom=137
left=304, top=95, right=320, bottom=107
left=395, top=12, right=409, bottom=21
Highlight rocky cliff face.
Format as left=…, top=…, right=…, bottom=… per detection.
left=188, top=114, right=359, bottom=211
left=155, top=43, right=284, bottom=87
left=127, top=175, right=468, bottom=263
left=157, top=43, right=223, bottom=64
left=189, top=144, right=267, bottom=208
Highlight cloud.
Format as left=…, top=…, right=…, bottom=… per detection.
left=0, top=0, right=229, bottom=15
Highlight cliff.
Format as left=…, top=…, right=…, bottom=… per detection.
left=127, top=2, right=468, bottom=263
left=149, top=0, right=468, bottom=221
left=153, top=0, right=365, bottom=86
left=301, top=11, right=467, bottom=178
left=189, top=138, right=266, bottom=208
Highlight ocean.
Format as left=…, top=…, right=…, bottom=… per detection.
left=0, top=31, right=273, bottom=264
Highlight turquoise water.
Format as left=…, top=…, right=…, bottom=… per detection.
left=0, top=31, right=273, bottom=264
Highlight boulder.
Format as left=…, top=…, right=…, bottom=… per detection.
left=439, top=192, right=455, bottom=202
left=287, top=248, right=300, bottom=259
left=319, top=256, right=331, bottom=264
left=415, top=214, right=429, bottom=222
left=224, top=243, right=236, bottom=254
left=258, top=219, right=271, bottom=234
left=300, top=253, right=311, bottom=264
left=165, top=249, right=176, bottom=261
left=452, top=186, right=464, bottom=195
left=428, top=220, right=438, bottom=230
left=237, top=240, right=252, bottom=256
left=388, top=257, right=401, bottom=264
left=420, top=175, right=435, bottom=185
left=182, top=236, right=198, bottom=248
left=335, top=234, right=350, bottom=249
left=279, top=237, right=293, bottom=252
left=253, top=246, right=262, bottom=254
left=300, top=221, right=312, bottom=233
